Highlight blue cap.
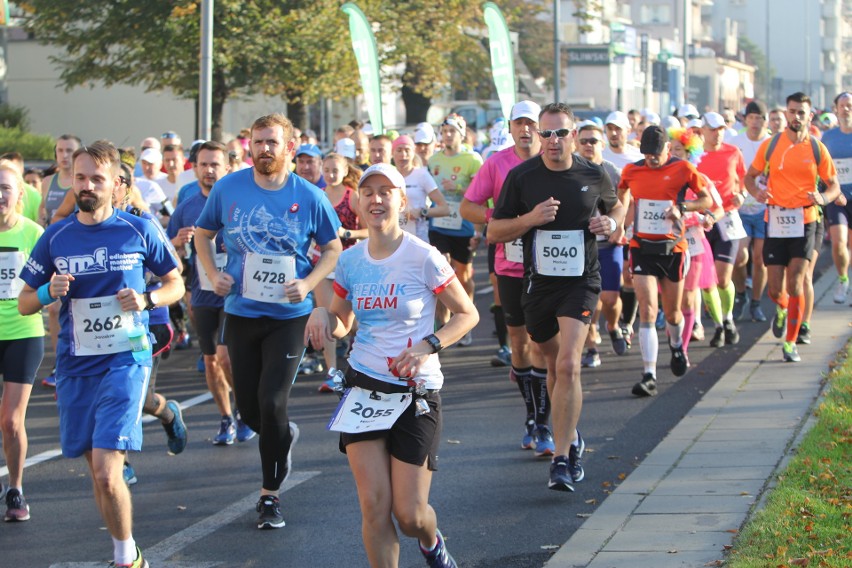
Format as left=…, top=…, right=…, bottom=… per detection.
left=295, top=144, right=322, bottom=158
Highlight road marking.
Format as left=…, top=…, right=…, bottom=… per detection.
left=475, top=285, right=494, bottom=295
left=49, top=470, right=320, bottom=568
left=1, top=392, right=214, bottom=477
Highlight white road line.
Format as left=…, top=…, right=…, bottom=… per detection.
left=48, top=470, right=320, bottom=568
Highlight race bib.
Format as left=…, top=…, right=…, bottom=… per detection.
left=636, top=199, right=673, bottom=235
left=767, top=205, right=805, bottom=238
left=504, top=238, right=524, bottom=264
left=431, top=196, right=463, bottom=231
left=533, top=230, right=584, bottom=277
left=70, top=295, right=134, bottom=356
left=0, top=251, right=25, bottom=300
left=197, top=252, right=227, bottom=292
left=686, top=226, right=705, bottom=256
left=327, top=386, right=413, bottom=433
left=835, top=157, right=852, bottom=186
left=718, top=209, right=747, bottom=242
left=241, top=253, right=296, bottom=303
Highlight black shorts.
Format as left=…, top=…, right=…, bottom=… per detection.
left=487, top=242, right=496, bottom=274
left=193, top=306, right=226, bottom=355
left=629, top=247, right=687, bottom=282
left=522, top=276, right=601, bottom=343
left=826, top=199, right=852, bottom=227
left=706, top=223, right=739, bottom=264
left=0, top=336, right=44, bottom=385
left=497, top=274, right=525, bottom=327
left=763, top=221, right=817, bottom=265
left=339, top=368, right=441, bottom=471
left=429, top=231, right=473, bottom=264
left=150, top=322, right=174, bottom=358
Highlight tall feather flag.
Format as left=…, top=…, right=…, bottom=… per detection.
left=483, top=2, right=516, bottom=120
left=341, top=3, right=384, bottom=133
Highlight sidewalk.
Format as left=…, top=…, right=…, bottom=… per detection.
left=545, top=270, right=852, bottom=568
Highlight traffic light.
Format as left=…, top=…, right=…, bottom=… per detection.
left=652, top=61, right=669, bottom=93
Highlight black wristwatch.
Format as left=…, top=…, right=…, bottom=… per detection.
left=677, top=202, right=687, bottom=216
left=143, top=290, right=158, bottom=311
left=423, top=334, right=443, bottom=353
left=343, top=230, right=352, bottom=239
left=420, top=208, right=429, bottom=220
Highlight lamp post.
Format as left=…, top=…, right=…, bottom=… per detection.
left=554, top=0, right=560, bottom=102
left=199, top=0, right=213, bottom=140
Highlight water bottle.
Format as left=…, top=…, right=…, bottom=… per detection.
left=327, top=367, right=346, bottom=398
left=127, top=312, right=152, bottom=362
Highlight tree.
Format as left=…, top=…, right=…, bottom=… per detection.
left=738, top=36, right=773, bottom=104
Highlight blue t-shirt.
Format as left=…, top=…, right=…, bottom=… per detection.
left=177, top=181, right=201, bottom=205
left=195, top=168, right=341, bottom=319
left=820, top=128, right=852, bottom=198
left=20, top=209, right=179, bottom=376
left=125, top=205, right=177, bottom=326
left=167, top=191, right=224, bottom=309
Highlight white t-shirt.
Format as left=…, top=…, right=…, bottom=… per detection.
left=602, top=145, right=643, bottom=170
left=401, top=167, right=438, bottom=242
left=729, top=131, right=769, bottom=215
left=334, top=232, right=455, bottom=389
left=159, top=170, right=197, bottom=202
left=135, top=178, right=167, bottom=211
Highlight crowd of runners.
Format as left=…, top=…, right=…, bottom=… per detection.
left=0, top=88, right=848, bottom=568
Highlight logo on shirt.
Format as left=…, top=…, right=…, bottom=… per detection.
left=580, top=186, right=589, bottom=192
left=55, top=247, right=108, bottom=275
left=633, top=264, right=642, bottom=272
left=351, top=282, right=407, bottom=310
left=290, top=203, right=300, bottom=213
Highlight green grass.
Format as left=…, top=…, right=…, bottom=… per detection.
left=726, top=341, right=852, bottom=568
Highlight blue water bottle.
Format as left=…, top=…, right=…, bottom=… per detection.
left=127, top=312, right=152, bottom=362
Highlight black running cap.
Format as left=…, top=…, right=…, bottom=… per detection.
left=639, top=125, right=667, bottom=155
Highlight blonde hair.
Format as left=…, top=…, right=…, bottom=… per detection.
left=0, top=162, right=26, bottom=214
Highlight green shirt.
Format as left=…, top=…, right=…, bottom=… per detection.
left=22, top=183, right=42, bottom=224
left=0, top=216, right=45, bottom=340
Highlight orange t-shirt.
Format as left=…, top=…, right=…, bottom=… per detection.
left=619, top=158, right=708, bottom=253
left=750, top=133, right=836, bottom=224
left=696, top=143, right=745, bottom=212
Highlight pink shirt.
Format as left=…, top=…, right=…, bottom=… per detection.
left=464, top=146, right=528, bottom=278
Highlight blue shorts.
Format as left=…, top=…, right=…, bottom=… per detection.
left=826, top=200, right=852, bottom=228
left=598, top=244, right=624, bottom=292
left=739, top=211, right=766, bottom=239
left=56, top=365, right=151, bottom=458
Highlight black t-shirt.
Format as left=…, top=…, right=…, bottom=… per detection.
left=493, top=155, right=618, bottom=291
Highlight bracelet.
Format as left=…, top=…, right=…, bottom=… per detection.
left=37, top=282, right=54, bottom=306
left=607, top=217, right=617, bottom=233
left=704, top=210, right=716, bottom=221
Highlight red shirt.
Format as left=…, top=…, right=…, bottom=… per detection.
left=696, top=143, right=745, bottom=212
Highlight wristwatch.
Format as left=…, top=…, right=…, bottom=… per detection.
left=343, top=230, right=352, bottom=239
left=143, top=290, right=159, bottom=311
left=677, top=202, right=687, bottom=216
left=420, top=208, right=429, bottom=220
left=423, top=333, right=443, bottom=353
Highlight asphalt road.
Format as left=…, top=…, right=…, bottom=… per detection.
left=3, top=248, right=819, bottom=568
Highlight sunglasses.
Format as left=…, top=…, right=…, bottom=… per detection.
left=578, top=138, right=601, bottom=146
left=538, top=128, right=573, bottom=139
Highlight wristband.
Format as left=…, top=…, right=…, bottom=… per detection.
left=607, top=217, right=616, bottom=233
left=677, top=202, right=687, bottom=215
left=704, top=210, right=716, bottom=221
left=37, top=282, right=54, bottom=306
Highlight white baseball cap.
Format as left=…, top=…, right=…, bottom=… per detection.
left=414, top=127, right=435, bottom=144
left=334, top=138, right=356, bottom=160
left=358, top=163, right=406, bottom=190
left=140, top=148, right=162, bottom=164
left=662, top=116, right=680, bottom=130
left=686, top=118, right=703, bottom=130
left=702, top=112, right=726, bottom=129
left=510, top=100, right=541, bottom=122
left=677, top=103, right=699, bottom=119
left=605, top=111, right=630, bottom=130
left=644, top=112, right=661, bottom=126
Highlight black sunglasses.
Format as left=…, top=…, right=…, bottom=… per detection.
left=578, top=138, right=601, bottom=146
left=538, top=128, right=573, bottom=139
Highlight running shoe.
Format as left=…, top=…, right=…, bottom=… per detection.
left=609, top=329, right=627, bottom=356
left=108, top=545, right=148, bottom=568
left=490, top=345, right=512, bottom=367
left=4, top=488, right=30, bottom=522
left=654, top=309, right=665, bottom=330
left=723, top=319, right=740, bottom=345
left=42, top=371, right=56, bottom=388
left=568, top=431, right=585, bottom=483
left=632, top=373, right=657, bottom=397
left=317, top=375, right=336, bottom=393
left=213, top=416, right=236, bottom=446
left=750, top=303, right=767, bottom=322
left=123, top=462, right=138, bottom=486
left=834, top=279, right=850, bottom=304
left=173, top=331, right=192, bottom=350
left=457, top=332, right=473, bottom=347
left=670, top=343, right=688, bottom=377
left=621, top=325, right=633, bottom=349
left=772, top=307, right=787, bottom=338
left=732, top=292, right=748, bottom=321
left=534, top=425, right=555, bottom=457
left=420, top=528, right=458, bottom=568
left=196, top=355, right=205, bottom=373
left=796, top=322, right=811, bottom=345
left=521, top=420, right=536, bottom=450
left=782, top=342, right=801, bottom=363
left=580, top=348, right=601, bottom=368
left=256, top=495, right=285, bottom=529
left=162, top=400, right=187, bottom=455
left=691, top=322, right=705, bottom=342
left=709, top=327, right=724, bottom=348
left=235, top=411, right=256, bottom=442
left=548, top=455, right=575, bottom=492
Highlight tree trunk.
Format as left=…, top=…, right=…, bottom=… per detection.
left=211, top=69, right=228, bottom=142
left=402, top=84, right=431, bottom=125
left=288, top=98, right=308, bottom=133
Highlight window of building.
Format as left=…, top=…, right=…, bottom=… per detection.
left=639, top=4, right=671, bottom=25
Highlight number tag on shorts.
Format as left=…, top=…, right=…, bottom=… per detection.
left=241, top=253, right=296, bottom=303
left=198, top=252, right=227, bottom=292
left=431, top=196, right=463, bottom=231
left=636, top=199, right=673, bottom=235
left=767, top=205, right=805, bottom=238
left=70, top=295, right=134, bottom=356
left=533, top=230, right=584, bottom=277
left=686, top=226, right=705, bottom=256
left=327, top=386, right=413, bottom=433
left=834, top=157, right=852, bottom=186
left=718, top=209, right=747, bottom=242
left=504, top=238, right=524, bottom=264
left=0, top=251, right=25, bottom=300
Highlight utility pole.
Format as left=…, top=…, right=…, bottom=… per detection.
left=199, top=0, right=213, bottom=140
left=554, top=0, right=560, bottom=102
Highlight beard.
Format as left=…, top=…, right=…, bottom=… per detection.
left=75, top=191, right=106, bottom=213
left=254, top=152, right=286, bottom=176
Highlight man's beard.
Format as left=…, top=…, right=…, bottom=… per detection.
left=255, top=152, right=286, bottom=175
left=76, top=191, right=105, bottom=213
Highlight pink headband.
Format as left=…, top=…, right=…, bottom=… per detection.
left=391, top=135, right=414, bottom=150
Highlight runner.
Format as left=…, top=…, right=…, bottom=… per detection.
left=194, top=113, right=342, bottom=529
left=618, top=125, right=712, bottom=396
left=489, top=103, right=626, bottom=491
left=304, top=163, right=478, bottom=568
left=822, top=91, right=852, bottom=304
left=18, top=142, right=184, bottom=568
left=0, top=164, right=44, bottom=521
left=744, top=92, right=840, bottom=363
